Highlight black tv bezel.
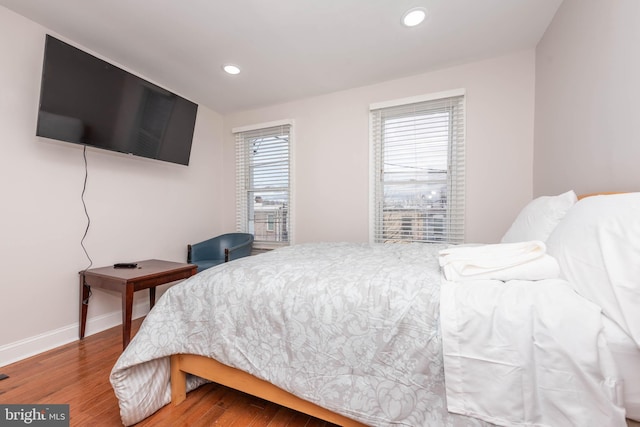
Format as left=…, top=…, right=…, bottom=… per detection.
left=36, top=35, right=198, bottom=166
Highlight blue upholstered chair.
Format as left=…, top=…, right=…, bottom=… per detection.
left=187, top=233, right=254, bottom=272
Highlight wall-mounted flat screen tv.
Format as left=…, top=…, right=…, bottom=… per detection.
left=36, top=35, right=198, bottom=166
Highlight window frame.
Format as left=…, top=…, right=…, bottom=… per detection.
left=233, top=119, right=294, bottom=249
left=369, top=89, right=466, bottom=244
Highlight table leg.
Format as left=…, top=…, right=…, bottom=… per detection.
left=122, top=284, right=134, bottom=350
left=149, top=287, right=156, bottom=310
left=79, top=274, right=90, bottom=339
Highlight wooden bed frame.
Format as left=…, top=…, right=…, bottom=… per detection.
left=170, top=191, right=627, bottom=426
left=171, top=353, right=367, bottom=426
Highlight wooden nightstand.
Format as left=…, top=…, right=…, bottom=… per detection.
left=79, top=259, right=197, bottom=350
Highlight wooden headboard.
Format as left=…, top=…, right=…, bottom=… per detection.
left=577, top=191, right=625, bottom=200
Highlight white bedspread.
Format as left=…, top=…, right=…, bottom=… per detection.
left=109, top=243, right=625, bottom=426
left=440, top=279, right=626, bottom=426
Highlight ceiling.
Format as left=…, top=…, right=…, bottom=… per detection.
left=0, top=0, right=563, bottom=114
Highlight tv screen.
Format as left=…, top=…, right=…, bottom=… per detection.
left=36, top=35, right=198, bottom=166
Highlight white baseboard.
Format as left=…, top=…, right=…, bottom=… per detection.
left=0, top=302, right=149, bottom=368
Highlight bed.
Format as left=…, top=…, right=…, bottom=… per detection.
left=110, top=191, right=640, bottom=426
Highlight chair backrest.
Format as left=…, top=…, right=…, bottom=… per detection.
left=217, top=232, right=253, bottom=248
left=188, top=233, right=254, bottom=265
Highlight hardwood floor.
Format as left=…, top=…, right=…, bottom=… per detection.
left=0, top=318, right=337, bottom=426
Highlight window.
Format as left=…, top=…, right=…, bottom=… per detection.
left=370, top=91, right=465, bottom=244
left=234, top=121, right=292, bottom=249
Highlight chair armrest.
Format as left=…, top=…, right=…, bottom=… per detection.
left=225, top=239, right=253, bottom=262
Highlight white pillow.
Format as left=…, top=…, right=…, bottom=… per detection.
left=501, top=190, right=577, bottom=243
left=546, top=193, right=640, bottom=346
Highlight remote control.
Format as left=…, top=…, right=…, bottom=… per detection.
left=114, top=263, right=138, bottom=269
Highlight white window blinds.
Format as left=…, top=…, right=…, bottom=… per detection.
left=370, top=93, right=465, bottom=244
left=235, top=123, right=292, bottom=249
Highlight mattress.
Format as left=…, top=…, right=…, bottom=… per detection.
left=603, top=317, right=640, bottom=421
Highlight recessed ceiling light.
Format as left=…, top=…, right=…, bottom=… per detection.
left=402, top=7, right=427, bottom=27
left=223, top=64, right=241, bottom=75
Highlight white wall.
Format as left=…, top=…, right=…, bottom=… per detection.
left=222, top=51, right=536, bottom=244
left=0, top=7, right=225, bottom=366
left=534, top=0, right=640, bottom=195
